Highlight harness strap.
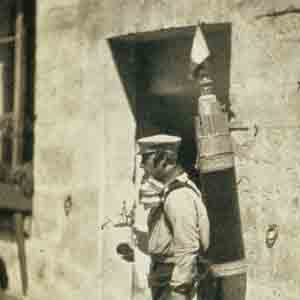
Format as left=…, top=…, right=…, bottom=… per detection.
left=163, top=179, right=203, bottom=251
left=164, top=179, right=201, bottom=225
left=162, top=178, right=213, bottom=283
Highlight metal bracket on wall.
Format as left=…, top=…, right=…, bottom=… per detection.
left=229, top=120, right=300, bottom=136
left=229, top=121, right=259, bottom=136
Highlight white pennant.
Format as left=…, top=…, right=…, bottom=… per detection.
left=191, top=24, right=210, bottom=65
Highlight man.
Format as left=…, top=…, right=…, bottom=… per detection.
left=137, top=134, right=210, bottom=300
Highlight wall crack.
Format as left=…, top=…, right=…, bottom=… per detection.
left=256, top=5, right=300, bottom=19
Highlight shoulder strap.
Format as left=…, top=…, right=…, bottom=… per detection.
left=163, top=179, right=202, bottom=230
left=164, top=179, right=201, bottom=199
left=163, top=179, right=206, bottom=253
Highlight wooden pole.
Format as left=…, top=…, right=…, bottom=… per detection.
left=12, top=0, right=28, bottom=296
left=14, top=213, right=28, bottom=295
left=13, top=0, right=25, bottom=166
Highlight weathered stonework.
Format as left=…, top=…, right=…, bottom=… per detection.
left=97, top=1, right=300, bottom=299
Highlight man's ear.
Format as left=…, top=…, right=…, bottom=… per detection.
left=152, top=150, right=163, bottom=167
left=161, top=155, right=168, bottom=168
left=157, top=151, right=169, bottom=168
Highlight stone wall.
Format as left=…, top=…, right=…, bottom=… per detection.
left=29, top=2, right=103, bottom=299
left=96, top=1, right=300, bottom=299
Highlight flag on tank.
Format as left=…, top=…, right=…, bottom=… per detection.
left=190, top=23, right=210, bottom=78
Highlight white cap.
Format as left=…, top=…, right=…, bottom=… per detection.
left=137, top=134, right=182, bottom=155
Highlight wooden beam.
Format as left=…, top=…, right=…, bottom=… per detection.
left=12, top=0, right=28, bottom=296
left=14, top=213, right=28, bottom=295
left=12, top=0, right=25, bottom=167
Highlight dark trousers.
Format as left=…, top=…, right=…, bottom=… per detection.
left=151, top=285, right=197, bottom=300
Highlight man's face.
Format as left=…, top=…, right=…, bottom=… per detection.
left=140, top=151, right=172, bottom=181
left=139, top=152, right=165, bottom=208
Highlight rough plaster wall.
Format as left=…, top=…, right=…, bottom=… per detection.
left=24, top=2, right=102, bottom=300
left=231, top=10, right=300, bottom=300
left=101, top=41, right=137, bottom=300
left=94, top=1, right=300, bottom=300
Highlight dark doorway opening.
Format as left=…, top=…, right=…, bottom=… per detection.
left=109, top=23, right=232, bottom=178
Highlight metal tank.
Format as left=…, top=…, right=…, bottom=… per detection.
left=194, top=69, right=247, bottom=300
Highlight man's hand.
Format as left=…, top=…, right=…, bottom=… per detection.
left=116, top=243, right=134, bottom=262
